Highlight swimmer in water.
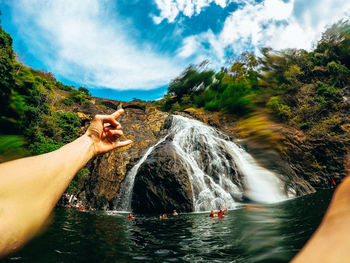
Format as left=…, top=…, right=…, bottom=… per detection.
left=209, top=210, right=218, bottom=217
left=127, top=214, right=134, bottom=219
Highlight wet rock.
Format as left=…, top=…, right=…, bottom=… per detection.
left=131, top=139, right=193, bottom=213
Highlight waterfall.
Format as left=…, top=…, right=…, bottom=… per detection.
left=169, top=115, right=287, bottom=211
left=116, top=115, right=288, bottom=212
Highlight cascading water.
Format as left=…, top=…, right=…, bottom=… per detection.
left=170, top=115, right=287, bottom=211
left=116, top=115, right=288, bottom=212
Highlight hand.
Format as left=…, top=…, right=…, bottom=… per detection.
left=85, top=109, right=132, bottom=155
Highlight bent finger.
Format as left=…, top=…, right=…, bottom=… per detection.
left=108, top=129, right=123, bottom=136
left=103, top=123, right=121, bottom=132
left=108, top=118, right=122, bottom=129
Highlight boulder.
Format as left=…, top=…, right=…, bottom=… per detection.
left=131, top=139, right=193, bottom=213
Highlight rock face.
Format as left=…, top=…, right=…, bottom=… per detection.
left=131, top=138, right=193, bottom=213
left=75, top=99, right=349, bottom=211
left=76, top=99, right=169, bottom=210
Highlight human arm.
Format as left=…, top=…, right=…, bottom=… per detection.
left=292, top=155, right=350, bottom=263
left=0, top=109, right=132, bottom=257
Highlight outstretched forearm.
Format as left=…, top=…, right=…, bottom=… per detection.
left=293, top=156, right=350, bottom=263
left=0, top=134, right=94, bottom=257
left=0, top=109, right=132, bottom=257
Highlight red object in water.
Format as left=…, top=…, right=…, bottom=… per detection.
left=331, top=178, right=336, bottom=186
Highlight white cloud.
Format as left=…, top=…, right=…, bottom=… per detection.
left=177, top=36, right=200, bottom=57
left=177, top=0, right=350, bottom=66
left=152, top=0, right=234, bottom=23
left=10, top=0, right=184, bottom=90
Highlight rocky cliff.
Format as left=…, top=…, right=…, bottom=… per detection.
left=73, top=98, right=349, bottom=211
left=72, top=99, right=169, bottom=210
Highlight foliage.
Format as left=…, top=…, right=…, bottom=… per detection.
left=67, top=168, right=89, bottom=193
left=158, top=20, right=350, bottom=138
left=267, top=97, right=292, bottom=121
left=68, top=89, right=89, bottom=105
left=78, top=86, right=91, bottom=96
left=57, top=82, right=73, bottom=91
left=0, top=135, right=29, bottom=162
left=168, top=65, right=215, bottom=99
left=132, top=98, right=145, bottom=102
left=62, top=98, right=73, bottom=106
left=0, top=24, right=87, bottom=157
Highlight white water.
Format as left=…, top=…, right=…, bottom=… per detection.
left=116, top=115, right=288, bottom=212
left=170, top=115, right=287, bottom=211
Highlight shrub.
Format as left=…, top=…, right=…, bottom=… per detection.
left=78, top=86, right=91, bottom=96
left=221, top=83, right=252, bottom=114
left=67, top=168, right=89, bottom=193
left=267, top=96, right=292, bottom=120
left=29, top=135, right=63, bottom=155
left=62, top=98, right=73, bottom=106
left=57, top=82, right=73, bottom=91
left=55, top=112, right=80, bottom=143
left=68, top=90, right=89, bottom=105
left=315, top=82, right=341, bottom=102
left=204, top=100, right=221, bottom=111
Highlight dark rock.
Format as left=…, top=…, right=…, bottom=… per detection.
left=131, top=139, right=193, bottom=213
left=77, top=99, right=169, bottom=210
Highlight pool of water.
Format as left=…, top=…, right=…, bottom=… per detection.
left=2, top=189, right=334, bottom=263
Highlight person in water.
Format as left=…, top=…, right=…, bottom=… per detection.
left=209, top=210, right=218, bottom=217
left=218, top=210, right=225, bottom=217
left=1, top=109, right=350, bottom=262
left=0, top=109, right=132, bottom=257
left=173, top=210, right=178, bottom=216
left=127, top=214, right=134, bottom=219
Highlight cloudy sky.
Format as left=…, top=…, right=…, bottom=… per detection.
left=1, top=0, right=349, bottom=101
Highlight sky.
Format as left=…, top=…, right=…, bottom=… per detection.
left=0, top=0, right=349, bottom=101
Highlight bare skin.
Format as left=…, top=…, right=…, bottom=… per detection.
left=0, top=109, right=132, bottom=258
left=292, top=155, right=350, bottom=263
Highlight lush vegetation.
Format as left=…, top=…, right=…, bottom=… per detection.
left=158, top=20, right=350, bottom=137
left=0, top=24, right=90, bottom=159
left=0, top=24, right=94, bottom=192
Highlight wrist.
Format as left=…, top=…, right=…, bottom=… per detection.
left=81, top=134, right=97, bottom=158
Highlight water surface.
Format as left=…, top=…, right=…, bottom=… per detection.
left=2, top=189, right=333, bottom=263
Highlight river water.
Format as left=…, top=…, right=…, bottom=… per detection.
left=2, top=189, right=333, bottom=263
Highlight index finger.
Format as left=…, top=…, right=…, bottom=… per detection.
left=111, top=109, right=124, bottom=120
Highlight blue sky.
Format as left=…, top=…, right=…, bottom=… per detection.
left=0, top=0, right=349, bottom=101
